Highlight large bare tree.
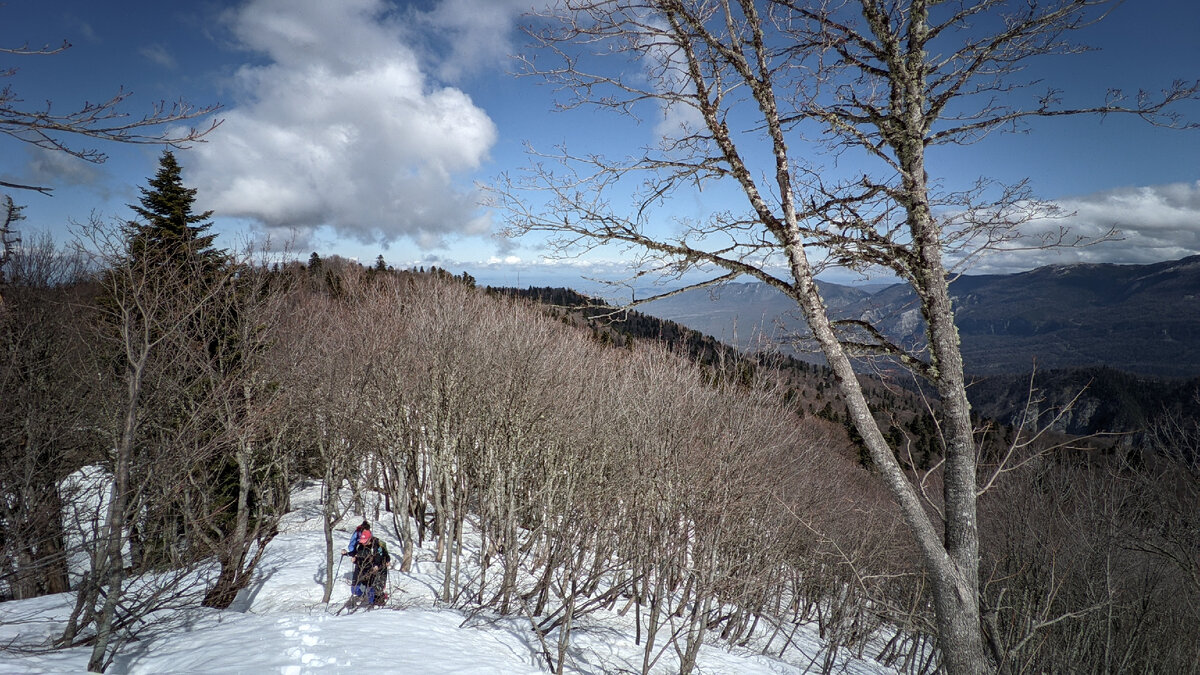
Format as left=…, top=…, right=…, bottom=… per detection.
left=493, top=1, right=1198, bottom=671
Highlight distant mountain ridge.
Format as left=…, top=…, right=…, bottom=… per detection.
left=641, top=255, right=1200, bottom=377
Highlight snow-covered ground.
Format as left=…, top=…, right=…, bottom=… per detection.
left=0, top=483, right=895, bottom=674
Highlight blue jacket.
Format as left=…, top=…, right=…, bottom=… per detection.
left=347, top=526, right=367, bottom=553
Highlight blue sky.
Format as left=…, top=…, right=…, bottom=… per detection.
left=2, top=0, right=1199, bottom=290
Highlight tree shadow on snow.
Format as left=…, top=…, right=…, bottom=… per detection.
left=228, top=564, right=279, bottom=613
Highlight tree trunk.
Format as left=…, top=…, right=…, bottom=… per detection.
left=783, top=237, right=987, bottom=672
left=898, top=50, right=987, bottom=665
left=88, top=353, right=143, bottom=672
left=320, top=462, right=338, bottom=605
left=202, top=441, right=255, bottom=609
left=386, top=455, right=415, bottom=573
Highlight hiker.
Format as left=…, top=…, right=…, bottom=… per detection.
left=351, top=533, right=391, bottom=605
left=347, top=528, right=373, bottom=599
left=343, top=520, right=370, bottom=555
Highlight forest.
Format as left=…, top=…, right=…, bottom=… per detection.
left=1, top=153, right=1198, bottom=673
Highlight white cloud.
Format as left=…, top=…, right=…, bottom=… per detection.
left=970, top=181, right=1200, bottom=273
left=189, top=0, right=499, bottom=249
left=486, top=254, right=523, bottom=265
left=1062, top=182, right=1200, bottom=236
left=413, top=0, right=534, bottom=81
left=635, top=18, right=706, bottom=142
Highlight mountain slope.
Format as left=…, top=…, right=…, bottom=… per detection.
left=641, top=256, right=1200, bottom=377
left=966, top=367, right=1200, bottom=437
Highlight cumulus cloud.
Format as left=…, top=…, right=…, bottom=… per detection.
left=190, top=0, right=499, bottom=249
left=412, top=0, right=534, bottom=81
left=971, top=181, right=1200, bottom=273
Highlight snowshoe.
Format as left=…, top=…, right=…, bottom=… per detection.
left=335, top=597, right=362, bottom=615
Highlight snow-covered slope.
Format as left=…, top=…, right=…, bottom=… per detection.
left=0, top=484, right=894, bottom=674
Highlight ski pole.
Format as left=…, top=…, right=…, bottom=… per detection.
left=328, top=553, right=347, bottom=615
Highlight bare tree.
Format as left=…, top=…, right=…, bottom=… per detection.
left=0, top=233, right=94, bottom=601
left=273, top=266, right=384, bottom=605
left=58, top=218, right=235, bottom=673
left=193, top=257, right=300, bottom=609
left=0, top=197, right=21, bottom=284
left=0, top=196, right=25, bottom=310
left=1, top=38, right=220, bottom=195
left=494, top=2, right=1197, bottom=671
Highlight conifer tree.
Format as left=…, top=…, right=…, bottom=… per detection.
left=116, top=150, right=237, bottom=573
left=127, top=150, right=222, bottom=273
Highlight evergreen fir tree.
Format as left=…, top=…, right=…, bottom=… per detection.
left=127, top=150, right=222, bottom=272
left=113, top=152, right=276, bottom=601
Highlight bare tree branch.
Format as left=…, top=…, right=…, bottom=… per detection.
left=2, top=36, right=223, bottom=194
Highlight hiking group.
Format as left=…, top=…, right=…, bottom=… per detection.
left=343, top=520, right=390, bottom=606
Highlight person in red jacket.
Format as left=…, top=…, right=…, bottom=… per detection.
left=351, top=533, right=391, bottom=605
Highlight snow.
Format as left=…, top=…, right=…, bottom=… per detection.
left=59, top=466, right=118, bottom=586
left=0, top=483, right=896, bottom=674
